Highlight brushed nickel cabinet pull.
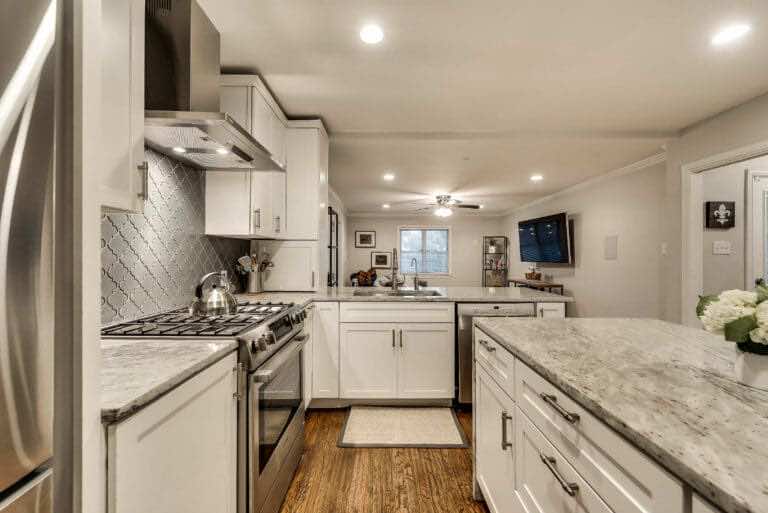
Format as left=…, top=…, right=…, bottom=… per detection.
left=399, top=329, right=403, bottom=348
left=392, top=329, right=396, bottom=348
left=501, top=411, right=513, bottom=451
left=540, top=453, right=579, bottom=497
left=233, top=363, right=245, bottom=400
left=137, top=161, right=149, bottom=200
left=540, top=393, right=580, bottom=423
left=253, top=208, right=262, bottom=229
left=479, top=339, right=496, bottom=352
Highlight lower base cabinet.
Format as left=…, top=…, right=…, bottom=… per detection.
left=516, top=415, right=612, bottom=513
left=475, top=365, right=517, bottom=513
left=106, top=353, right=238, bottom=513
left=340, top=322, right=454, bottom=399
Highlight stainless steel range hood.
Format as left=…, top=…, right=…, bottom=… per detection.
left=144, top=0, right=281, bottom=171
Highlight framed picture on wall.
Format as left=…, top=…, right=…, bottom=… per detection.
left=705, top=201, right=735, bottom=229
left=355, top=231, right=376, bottom=248
left=371, top=251, right=392, bottom=269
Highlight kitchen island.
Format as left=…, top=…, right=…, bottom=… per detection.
left=473, top=317, right=768, bottom=513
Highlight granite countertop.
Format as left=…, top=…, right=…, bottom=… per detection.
left=238, top=286, right=572, bottom=304
left=474, top=317, right=768, bottom=513
left=101, top=338, right=238, bottom=423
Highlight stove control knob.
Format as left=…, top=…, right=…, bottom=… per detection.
left=250, top=339, right=261, bottom=353
left=257, top=335, right=269, bottom=351
left=266, top=332, right=276, bottom=345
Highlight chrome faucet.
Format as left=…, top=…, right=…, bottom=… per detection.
left=391, top=248, right=399, bottom=291
left=410, top=257, right=420, bottom=291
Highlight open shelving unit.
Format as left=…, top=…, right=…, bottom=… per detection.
left=482, top=236, right=508, bottom=287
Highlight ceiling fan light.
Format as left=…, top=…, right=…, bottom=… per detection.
left=434, top=206, right=453, bottom=217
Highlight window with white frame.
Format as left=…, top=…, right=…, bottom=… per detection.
left=399, top=227, right=450, bottom=274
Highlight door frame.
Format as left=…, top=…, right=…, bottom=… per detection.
left=745, top=170, right=768, bottom=290
left=681, top=140, right=768, bottom=326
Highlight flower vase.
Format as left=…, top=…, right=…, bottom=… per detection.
left=734, top=345, right=768, bottom=391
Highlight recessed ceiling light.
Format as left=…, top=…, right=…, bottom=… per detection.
left=216, top=147, right=229, bottom=155
left=530, top=174, right=544, bottom=182
left=360, top=24, right=384, bottom=44
left=435, top=207, right=453, bottom=217
left=479, top=205, right=484, bottom=209
left=382, top=173, right=395, bottom=181
left=172, top=146, right=187, bottom=154
left=711, top=24, right=751, bottom=46
left=382, top=203, right=390, bottom=209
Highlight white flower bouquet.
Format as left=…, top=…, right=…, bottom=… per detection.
left=698, top=288, right=768, bottom=355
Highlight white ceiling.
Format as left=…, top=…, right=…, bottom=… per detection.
left=199, top=0, right=768, bottom=214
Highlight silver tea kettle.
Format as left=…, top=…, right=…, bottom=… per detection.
left=189, top=270, right=238, bottom=315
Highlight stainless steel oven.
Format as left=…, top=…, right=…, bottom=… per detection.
left=245, top=326, right=308, bottom=513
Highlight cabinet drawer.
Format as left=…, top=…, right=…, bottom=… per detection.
left=516, top=412, right=612, bottom=513
left=339, top=302, right=454, bottom=323
left=474, top=327, right=515, bottom=399
left=515, top=360, right=684, bottom=513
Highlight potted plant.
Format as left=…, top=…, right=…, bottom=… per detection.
left=697, top=287, right=768, bottom=390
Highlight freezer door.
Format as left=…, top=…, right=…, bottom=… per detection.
left=0, top=469, right=52, bottom=513
left=0, top=0, right=56, bottom=494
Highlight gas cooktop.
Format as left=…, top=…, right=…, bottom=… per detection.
left=101, top=300, right=294, bottom=338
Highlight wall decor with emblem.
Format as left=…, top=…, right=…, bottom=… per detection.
left=705, top=201, right=736, bottom=229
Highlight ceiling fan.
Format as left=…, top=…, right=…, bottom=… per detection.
left=416, top=194, right=481, bottom=217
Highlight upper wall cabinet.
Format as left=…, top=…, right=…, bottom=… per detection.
left=220, top=75, right=286, bottom=170
left=99, top=0, right=148, bottom=213
left=284, top=122, right=329, bottom=240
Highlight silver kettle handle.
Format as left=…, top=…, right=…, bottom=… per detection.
left=195, top=270, right=229, bottom=299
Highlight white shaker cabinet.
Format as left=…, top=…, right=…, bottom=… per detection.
left=311, top=302, right=340, bottom=399
left=260, top=241, right=319, bottom=291
left=283, top=123, right=329, bottom=240
left=220, top=75, right=286, bottom=170
left=106, top=353, right=238, bottom=513
left=474, top=365, right=517, bottom=513
left=537, top=302, right=566, bottom=318
left=339, top=323, right=398, bottom=398
left=338, top=326, right=454, bottom=399
left=397, top=323, right=454, bottom=398
left=99, top=0, right=147, bottom=212
left=204, top=170, right=283, bottom=238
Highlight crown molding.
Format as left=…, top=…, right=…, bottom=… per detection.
left=500, top=151, right=667, bottom=217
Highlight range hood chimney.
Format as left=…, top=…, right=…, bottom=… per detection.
left=144, top=0, right=281, bottom=171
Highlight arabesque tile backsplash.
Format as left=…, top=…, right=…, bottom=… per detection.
left=100, top=149, right=248, bottom=325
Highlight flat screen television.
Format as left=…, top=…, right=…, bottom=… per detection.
left=518, top=212, right=573, bottom=264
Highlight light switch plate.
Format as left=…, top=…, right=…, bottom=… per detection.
left=712, top=240, right=733, bottom=255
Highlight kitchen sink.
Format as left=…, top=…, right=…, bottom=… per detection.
left=352, top=289, right=444, bottom=297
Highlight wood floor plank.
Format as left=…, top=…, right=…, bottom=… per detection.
left=279, top=409, right=488, bottom=513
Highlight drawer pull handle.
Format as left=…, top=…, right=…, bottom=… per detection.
left=539, top=453, right=579, bottom=497
left=540, top=393, right=580, bottom=423
left=479, top=339, right=496, bottom=352
left=500, top=411, right=513, bottom=451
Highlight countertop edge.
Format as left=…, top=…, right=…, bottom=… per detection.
left=101, top=342, right=238, bottom=424
left=473, top=318, right=749, bottom=513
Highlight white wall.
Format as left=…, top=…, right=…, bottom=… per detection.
left=503, top=161, right=666, bottom=318
left=701, top=164, right=745, bottom=295
left=345, top=215, right=504, bottom=286
left=664, top=91, right=768, bottom=323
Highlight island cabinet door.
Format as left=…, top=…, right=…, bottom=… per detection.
left=516, top=414, right=612, bottom=513
left=106, top=353, right=238, bottom=513
left=340, top=323, right=398, bottom=398
left=475, top=365, right=517, bottom=513
left=396, top=323, right=454, bottom=398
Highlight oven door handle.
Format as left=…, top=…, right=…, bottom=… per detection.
left=253, top=333, right=309, bottom=384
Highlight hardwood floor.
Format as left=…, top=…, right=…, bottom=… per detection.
left=279, top=409, right=488, bottom=513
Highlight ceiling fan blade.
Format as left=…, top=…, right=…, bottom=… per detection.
left=456, top=204, right=480, bottom=209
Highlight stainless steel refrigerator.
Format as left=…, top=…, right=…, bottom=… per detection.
left=0, top=0, right=57, bottom=511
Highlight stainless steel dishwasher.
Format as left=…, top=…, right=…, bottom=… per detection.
left=457, top=303, right=536, bottom=404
